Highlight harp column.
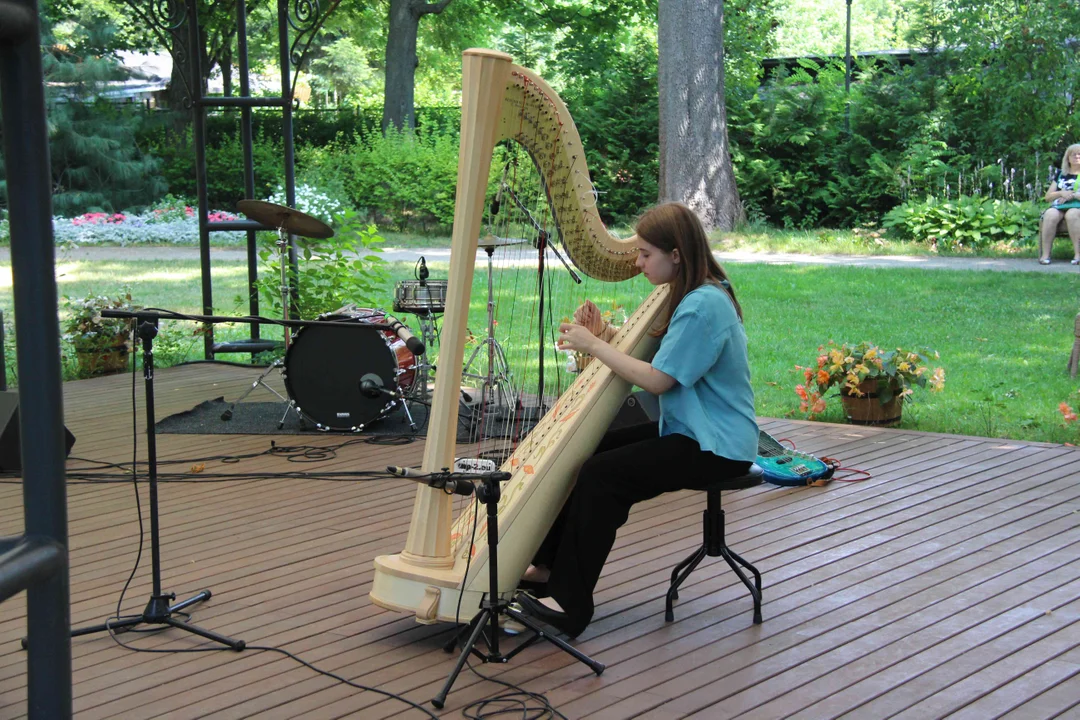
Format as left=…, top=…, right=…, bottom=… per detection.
left=400, top=49, right=513, bottom=566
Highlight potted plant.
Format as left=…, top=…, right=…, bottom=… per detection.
left=796, top=341, right=945, bottom=426
left=61, top=290, right=136, bottom=376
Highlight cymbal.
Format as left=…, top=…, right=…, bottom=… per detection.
left=478, top=233, right=529, bottom=251
left=236, top=199, right=334, bottom=239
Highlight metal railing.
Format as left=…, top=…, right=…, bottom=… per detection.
left=0, top=0, right=74, bottom=716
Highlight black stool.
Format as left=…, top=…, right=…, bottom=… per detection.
left=666, top=463, right=764, bottom=624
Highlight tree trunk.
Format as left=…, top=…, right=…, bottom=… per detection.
left=166, top=58, right=193, bottom=136
left=657, top=0, right=743, bottom=231
left=221, top=44, right=233, bottom=97
left=382, top=0, right=452, bottom=133
left=383, top=0, right=421, bottom=132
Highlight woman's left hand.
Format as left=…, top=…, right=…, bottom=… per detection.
left=557, top=322, right=601, bottom=355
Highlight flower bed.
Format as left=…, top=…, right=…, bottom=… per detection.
left=49, top=207, right=242, bottom=246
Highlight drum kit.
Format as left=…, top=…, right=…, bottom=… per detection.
left=219, top=202, right=519, bottom=436
left=220, top=201, right=440, bottom=433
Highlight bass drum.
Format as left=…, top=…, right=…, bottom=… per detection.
left=283, top=308, right=416, bottom=431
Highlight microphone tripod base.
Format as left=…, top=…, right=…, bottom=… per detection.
left=24, top=589, right=245, bottom=651
left=431, top=601, right=603, bottom=709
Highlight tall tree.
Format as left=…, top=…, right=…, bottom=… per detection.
left=657, top=0, right=742, bottom=230
left=382, top=0, right=453, bottom=131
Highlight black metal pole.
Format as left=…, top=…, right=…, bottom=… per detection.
left=0, top=310, right=7, bottom=392
left=138, top=321, right=169, bottom=615
left=277, top=0, right=300, bottom=319
left=0, top=0, right=72, bottom=713
left=845, top=0, right=853, bottom=134
left=188, top=0, right=214, bottom=358
left=236, top=0, right=260, bottom=342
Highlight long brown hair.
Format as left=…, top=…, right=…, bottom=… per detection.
left=634, top=202, right=743, bottom=335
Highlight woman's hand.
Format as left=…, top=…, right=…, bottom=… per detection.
left=572, top=299, right=607, bottom=337
left=557, top=322, right=602, bottom=355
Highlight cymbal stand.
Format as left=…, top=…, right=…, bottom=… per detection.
left=463, top=245, right=515, bottom=412
left=410, top=310, right=439, bottom=401
left=221, top=226, right=300, bottom=428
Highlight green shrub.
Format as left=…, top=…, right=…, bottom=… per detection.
left=254, top=210, right=388, bottom=320
left=343, top=128, right=460, bottom=232
left=882, top=195, right=1042, bottom=250
left=147, top=128, right=283, bottom=211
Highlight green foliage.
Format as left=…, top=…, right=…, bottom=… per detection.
left=730, top=58, right=900, bottom=227
left=560, top=28, right=660, bottom=224
left=32, top=17, right=165, bottom=214
left=147, top=126, right=283, bottom=211
left=902, top=0, right=1080, bottom=163
left=254, top=211, right=388, bottom=320
left=59, top=288, right=135, bottom=350
left=882, top=195, right=1042, bottom=250
left=340, top=128, right=460, bottom=232
left=773, top=0, right=910, bottom=56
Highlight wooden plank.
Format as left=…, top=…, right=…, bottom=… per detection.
left=3, top=364, right=1080, bottom=720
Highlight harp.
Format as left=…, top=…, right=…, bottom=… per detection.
left=370, top=49, right=669, bottom=623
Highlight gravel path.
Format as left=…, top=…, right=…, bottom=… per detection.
left=3, top=245, right=1077, bottom=273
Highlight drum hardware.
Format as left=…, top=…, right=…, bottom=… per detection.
left=222, top=201, right=335, bottom=425
left=461, top=235, right=526, bottom=413
left=282, top=306, right=420, bottom=432
left=393, top=256, right=446, bottom=402
left=220, top=306, right=421, bottom=432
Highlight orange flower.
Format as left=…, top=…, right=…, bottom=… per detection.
left=1059, top=402, right=1078, bottom=423
left=795, top=384, right=808, bottom=400
left=816, top=369, right=830, bottom=386
left=811, top=397, right=827, bottom=414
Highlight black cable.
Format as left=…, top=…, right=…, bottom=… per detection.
left=113, top=342, right=145, bottom=629
left=464, top=660, right=567, bottom=720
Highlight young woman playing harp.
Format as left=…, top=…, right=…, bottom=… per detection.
left=515, top=203, right=758, bottom=638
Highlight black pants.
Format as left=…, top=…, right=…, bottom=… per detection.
left=532, top=421, right=751, bottom=636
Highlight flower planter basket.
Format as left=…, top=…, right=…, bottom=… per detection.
left=75, top=345, right=130, bottom=376
left=841, top=378, right=903, bottom=426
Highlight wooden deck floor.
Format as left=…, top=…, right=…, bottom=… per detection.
left=2, top=363, right=1080, bottom=719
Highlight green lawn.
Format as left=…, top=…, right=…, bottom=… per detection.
left=3, top=256, right=1077, bottom=445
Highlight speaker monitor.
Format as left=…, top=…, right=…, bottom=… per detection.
left=0, top=391, right=76, bottom=473
left=608, top=390, right=661, bottom=432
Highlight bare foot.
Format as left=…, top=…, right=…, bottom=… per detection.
left=522, top=564, right=550, bottom=583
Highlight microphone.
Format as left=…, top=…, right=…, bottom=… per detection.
left=418, top=256, right=429, bottom=287
left=386, top=465, right=474, bottom=496
left=387, top=318, right=425, bottom=355
left=386, top=465, right=513, bottom=496
left=360, top=374, right=402, bottom=400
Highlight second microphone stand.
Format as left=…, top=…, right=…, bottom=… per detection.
left=431, top=470, right=604, bottom=709
left=63, top=312, right=245, bottom=650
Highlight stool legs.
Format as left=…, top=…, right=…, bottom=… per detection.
left=665, top=501, right=763, bottom=624
left=720, top=545, right=762, bottom=624
left=666, top=545, right=706, bottom=622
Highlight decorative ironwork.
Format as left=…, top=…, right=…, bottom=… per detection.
left=287, top=0, right=342, bottom=99
left=121, top=0, right=192, bottom=101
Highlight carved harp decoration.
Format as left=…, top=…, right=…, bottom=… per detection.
left=370, top=49, right=669, bottom=624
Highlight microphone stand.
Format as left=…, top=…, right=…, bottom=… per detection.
left=62, top=310, right=245, bottom=650
left=425, top=468, right=604, bottom=709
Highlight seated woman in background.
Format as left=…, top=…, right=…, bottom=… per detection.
left=1038, top=143, right=1080, bottom=265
